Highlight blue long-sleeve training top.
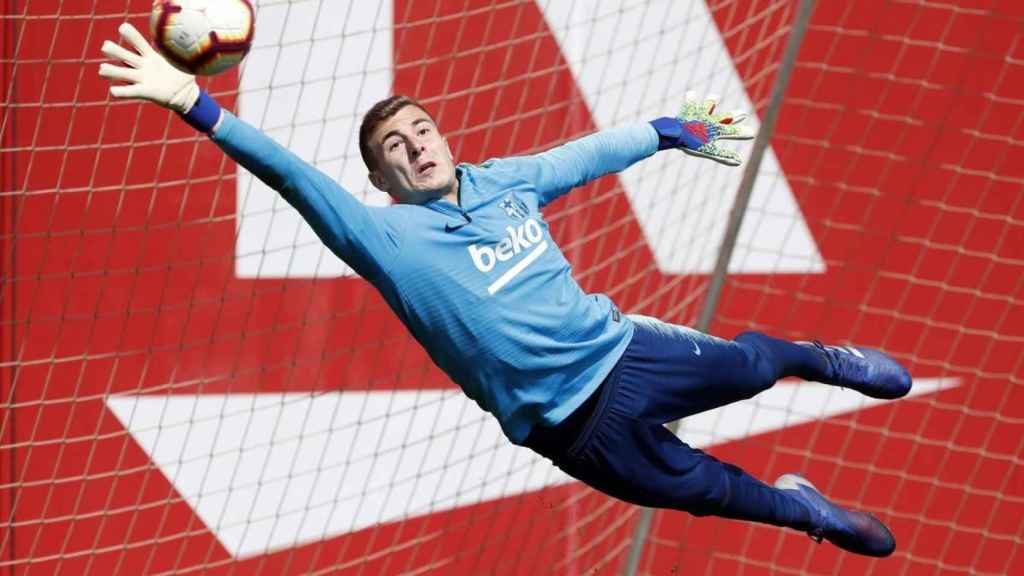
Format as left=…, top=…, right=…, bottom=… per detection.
left=212, top=112, right=659, bottom=444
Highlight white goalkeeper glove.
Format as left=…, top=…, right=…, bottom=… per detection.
left=99, top=22, right=221, bottom=132
left=650, top=91, right=756, bottom=166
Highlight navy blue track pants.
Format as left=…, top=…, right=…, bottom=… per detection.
left=524, top=315, right=816, bottom=531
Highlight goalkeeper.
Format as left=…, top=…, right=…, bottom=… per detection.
left=100, top=23, right=912, bottom=558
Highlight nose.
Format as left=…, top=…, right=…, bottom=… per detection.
left=409, top=139, right=425, bottom=159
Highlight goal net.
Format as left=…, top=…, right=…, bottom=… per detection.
left=2, top=0, right=1021, bottom=574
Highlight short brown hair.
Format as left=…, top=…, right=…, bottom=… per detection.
left=358, top=95, right=433, bottom=171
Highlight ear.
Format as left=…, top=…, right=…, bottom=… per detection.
left=368, top=170, right=388, bottom=193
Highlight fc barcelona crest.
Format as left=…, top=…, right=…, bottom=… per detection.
left=500, top=194, right=529, bottom=219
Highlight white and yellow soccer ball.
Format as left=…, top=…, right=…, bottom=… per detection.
left=149, top=0, right=254, bottom=76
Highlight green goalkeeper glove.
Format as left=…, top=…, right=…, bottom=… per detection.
left=650, top=91, right=756, bottom=166
left=98, top=22, right=221, bottom=132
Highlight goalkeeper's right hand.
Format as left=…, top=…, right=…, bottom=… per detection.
left=98, top=22, right=221, bottom=133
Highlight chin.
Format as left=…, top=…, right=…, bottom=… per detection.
left=419, top=177, right=454, bottom=194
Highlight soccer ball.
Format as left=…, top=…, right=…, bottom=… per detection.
left=149, top=0, right=255, bottom=76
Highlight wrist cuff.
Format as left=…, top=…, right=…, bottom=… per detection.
left=650, top=117, right=683, bottom=151
left=179, top=90, right=222, bottom=133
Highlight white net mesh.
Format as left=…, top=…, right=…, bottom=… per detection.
left=2, top=0, right=1021, bottom=574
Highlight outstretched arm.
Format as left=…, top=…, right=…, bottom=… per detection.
left=492, top=123, right=659, bottom=208
left=496, top=93, right=755, bottom=208
left=98, top=23, right=401, bottom=280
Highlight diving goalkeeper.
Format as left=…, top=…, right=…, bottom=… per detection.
left=100, top=23, right=912, bottom=558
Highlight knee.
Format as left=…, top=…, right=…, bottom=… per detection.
left=735, top=330, right=771, bottom=351
left=674, top=471, right=732, bottom=517
left=733, top=332, right=779, bottom=393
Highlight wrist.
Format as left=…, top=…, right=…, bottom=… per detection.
left=650, top=117, right=683, bottom=151
left=179, top=90, right=222, bottom=134
left=649, top=116, right=708, bottom=152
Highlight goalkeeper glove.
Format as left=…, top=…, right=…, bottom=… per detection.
left=98, top=22, right=221, bottom=133
left=650, top=91, right=755, bottom=166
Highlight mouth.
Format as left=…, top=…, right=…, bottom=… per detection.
left=417, top=161, right=437, bottom=176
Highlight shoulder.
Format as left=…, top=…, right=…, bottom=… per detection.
left=461, top=157, right=509, bottom=174
left=460, top=156, right=535, bottom=184
left=458, top=159, right=509, bottom=185
left=374, top=201, right=420, bottom=225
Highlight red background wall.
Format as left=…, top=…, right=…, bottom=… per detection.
left=2, top=1, right=1022, bottom=574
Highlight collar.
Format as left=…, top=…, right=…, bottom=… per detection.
left=427, top=165, right=474, bottom=232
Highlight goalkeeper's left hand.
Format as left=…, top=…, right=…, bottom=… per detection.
left=650, top=92, right=755, bottom=166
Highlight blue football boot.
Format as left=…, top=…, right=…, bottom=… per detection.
left=775, top=473, right=896, bottom=557
left=800, top=341, right=912, bottom=399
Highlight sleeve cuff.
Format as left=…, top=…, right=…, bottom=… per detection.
left=179, top=90, right=223, bottom=134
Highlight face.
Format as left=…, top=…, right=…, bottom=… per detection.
left=368, top=105, right=457, bottom=204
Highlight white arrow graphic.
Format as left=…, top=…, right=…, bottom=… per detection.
left=106, top=377, right=956, bottom=558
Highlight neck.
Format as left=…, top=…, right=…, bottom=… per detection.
left=442, top=174, right=460, bottom=206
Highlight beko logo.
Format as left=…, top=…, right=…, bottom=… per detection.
left=467, top=218, right=548, bottom=295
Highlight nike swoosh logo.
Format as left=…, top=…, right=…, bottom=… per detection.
left=445, top=222, right=467, bottom=233
left=692, top=340, right=701, bottom=356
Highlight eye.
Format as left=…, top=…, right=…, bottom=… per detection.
left=387, top=140, right=402, bottom=152
left=418, top=127, right=430, bottom=136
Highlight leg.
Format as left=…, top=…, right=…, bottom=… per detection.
left=639, top=424, right=820, bottom=530
left=556, top=401, right=894, bottom=556
left=738, top=331, right=912, bottom=399
left=546, top=332, right=813, bottom=529
left=626, top=316, right=911, bottom=418
left=556, top=406, right=814, bottom=531
left=733, top=331, right=830, bottom=381
left=530, top=326, right=897, bottom=557
left=624, top=316, right=819, bottom=422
